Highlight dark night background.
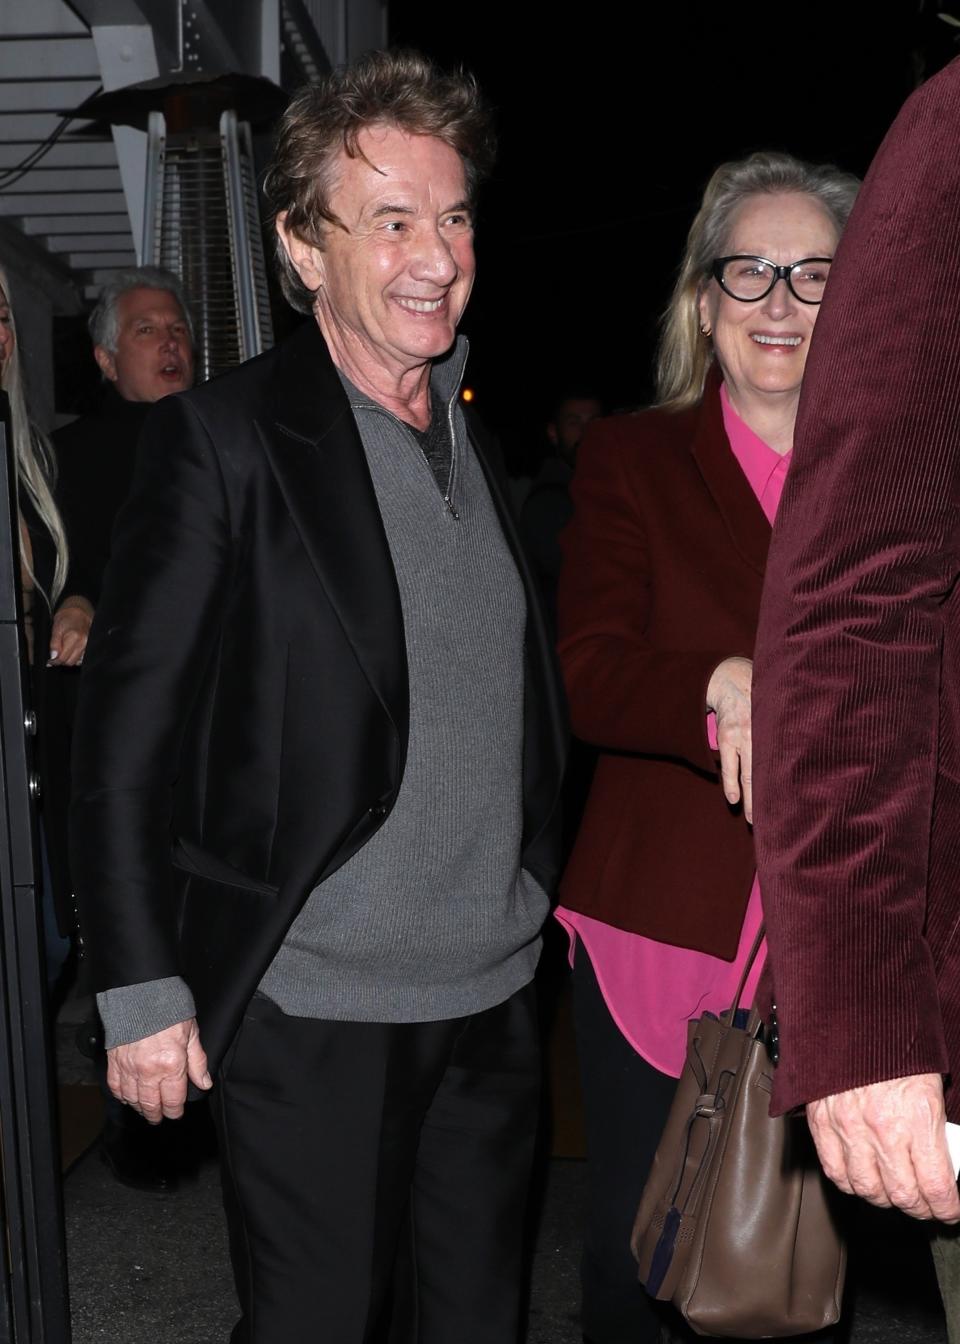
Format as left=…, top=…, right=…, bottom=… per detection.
left=387, top=1, right=958, bottom=475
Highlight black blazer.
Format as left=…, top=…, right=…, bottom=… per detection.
left=71, top=320, right=566, bottom=1070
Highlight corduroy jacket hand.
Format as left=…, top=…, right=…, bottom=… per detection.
left=70, top=319, right=566, bottom=1072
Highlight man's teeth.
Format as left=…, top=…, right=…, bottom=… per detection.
left=751, top=334, right=801, bottom=346
left=398, top=298, right=443, bottom=313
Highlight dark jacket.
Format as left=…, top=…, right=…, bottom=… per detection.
left=71, top=320, right=567, bottom=1071
left=54, top=385, right=150, bottom=602
left=21, top=488, right=94, bottom=932
left=754, top=57, right=960, bottom=1119
left=557, top=378, right=767, bottom=959
left=44, top=389, right=147, bottom=931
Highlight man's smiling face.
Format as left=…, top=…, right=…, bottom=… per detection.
left=285, top=124, right=476, bottom=384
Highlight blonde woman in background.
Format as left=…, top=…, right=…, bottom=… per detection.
left=0, top=267, right=93, bottom=987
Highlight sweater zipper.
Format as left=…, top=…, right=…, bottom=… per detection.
left=355, top=401, right=462, bottom=521
left=442, top=393, right=460, bottom=520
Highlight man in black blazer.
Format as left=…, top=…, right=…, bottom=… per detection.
left=54, top=265, right=196, bottom=1194
left=71, top=50, right=565, bottom=1344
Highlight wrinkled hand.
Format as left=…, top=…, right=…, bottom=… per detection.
left=107, top=1018, right=212, bottom=1124
left=706, top=656, right=753, bottom=822
left=807, top=1074, right=960, bottom=1222
left=48, top=595, right=93, bottom=667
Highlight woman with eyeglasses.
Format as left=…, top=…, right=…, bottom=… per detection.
left=554, top=151, right=860, bottom=1344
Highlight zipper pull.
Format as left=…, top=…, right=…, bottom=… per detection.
left=444, top=496, right=460, bottom=521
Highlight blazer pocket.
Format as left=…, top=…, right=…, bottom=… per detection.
left=171, top=836, right=279, bottom=897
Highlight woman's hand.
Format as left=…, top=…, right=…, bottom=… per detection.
left=706, top=656, right=753, bottom=822
left=48, top=595, right=94, bottom=667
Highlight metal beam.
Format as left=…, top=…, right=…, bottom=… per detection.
left=68, top=0, right=150, bottom=22
left=0, top=190, right=127, bottom=213
left=0, top=142, right=116, bottom=168
left=0, top=114, right=99, bottom=139
left=89, top=23, right=159, bottom=261
left=0, top=167, right=124, bottom=191
left=260, top=0, right=281, bottom=83
left=41, top=231, right=132, bottom=249
left=63, top=249, right=136, bottom=267
left=20, top=212, right=131, bottom=233
left=0, top=80, right=101, bottom=114
left=0, top=0, right=87, bottom=36
left=0, top=37, right=100, bottom=79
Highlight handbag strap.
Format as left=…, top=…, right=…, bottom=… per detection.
left=730, top=922, right=766, bottom=1016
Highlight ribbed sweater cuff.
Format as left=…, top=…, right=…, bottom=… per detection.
left=97, top=976, right=196, bottom=1049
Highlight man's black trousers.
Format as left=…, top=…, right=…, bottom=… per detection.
left=211, top=982, right=540, bottom=1343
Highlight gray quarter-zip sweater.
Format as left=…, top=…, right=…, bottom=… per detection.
left=257, top=338, right=546, bottom=1020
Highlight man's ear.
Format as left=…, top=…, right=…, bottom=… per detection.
left=94, top=344, right=117, bottom=382
left=276, top=212, right=324, bottom=291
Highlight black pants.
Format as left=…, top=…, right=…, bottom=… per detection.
left=212, top=984, right=541, bottom=1343
left=572, top=943, right=679, bottom=1344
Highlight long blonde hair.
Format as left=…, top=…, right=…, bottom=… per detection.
left=0, top=266, right=68, bottom=603
left=655, top=152, right=860, bottom=411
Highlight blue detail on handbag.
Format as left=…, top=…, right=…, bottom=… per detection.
left=645, top=1205, right=681, bottom=1296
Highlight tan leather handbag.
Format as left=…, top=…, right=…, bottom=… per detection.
left=630, top=932, right=847, bottom=1337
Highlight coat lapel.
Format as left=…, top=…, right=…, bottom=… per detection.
left=257, top=319, right=408, bottom=744
left=689, top=373, right=771, bottom=576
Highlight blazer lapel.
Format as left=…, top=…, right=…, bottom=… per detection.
left=689, top=375, right=771, bottom=577
left=257, top=320, right=408, bottom=742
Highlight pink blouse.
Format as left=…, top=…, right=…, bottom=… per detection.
left=555, top=384, right=791, bottom=1077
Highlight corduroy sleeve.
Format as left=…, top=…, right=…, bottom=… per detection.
left=753, top=60, right=960, bottom=1115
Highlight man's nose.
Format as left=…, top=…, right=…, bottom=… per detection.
left=411, top=227, right=458, bottom=284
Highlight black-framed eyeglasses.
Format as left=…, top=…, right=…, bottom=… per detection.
left=711, top=255, right=833, bottom=304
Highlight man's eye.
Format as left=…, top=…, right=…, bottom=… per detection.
left=384, top=220, right=406, bottom=233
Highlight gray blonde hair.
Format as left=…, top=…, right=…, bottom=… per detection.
left=0, top=266, right=67, bottom=604
left=89, top=265, right=192, bottom=354
left=655, top=151, right=860, bottom=410
left=263, top=48, right=496, bottom=313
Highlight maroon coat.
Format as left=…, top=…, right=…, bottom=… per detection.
left=753, top=59, right=960, bottom=1119
left=557, top=379, right=765, bottom=959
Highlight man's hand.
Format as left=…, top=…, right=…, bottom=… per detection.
left=806, top=1073, right=960, bottom=1222
left=706, top=656, right=753, bottom=822
left=106, top=1018, right=212, bottom=1124
left=48, top=595, right=94, bottom=667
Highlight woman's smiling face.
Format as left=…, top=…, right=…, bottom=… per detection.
left=699, top=192, right=839, bottom=409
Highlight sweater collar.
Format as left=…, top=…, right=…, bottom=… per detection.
left=337, top=336, right=469, bottom=422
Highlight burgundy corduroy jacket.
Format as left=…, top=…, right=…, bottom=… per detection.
left=753, top=57, right=960, bottom=1120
